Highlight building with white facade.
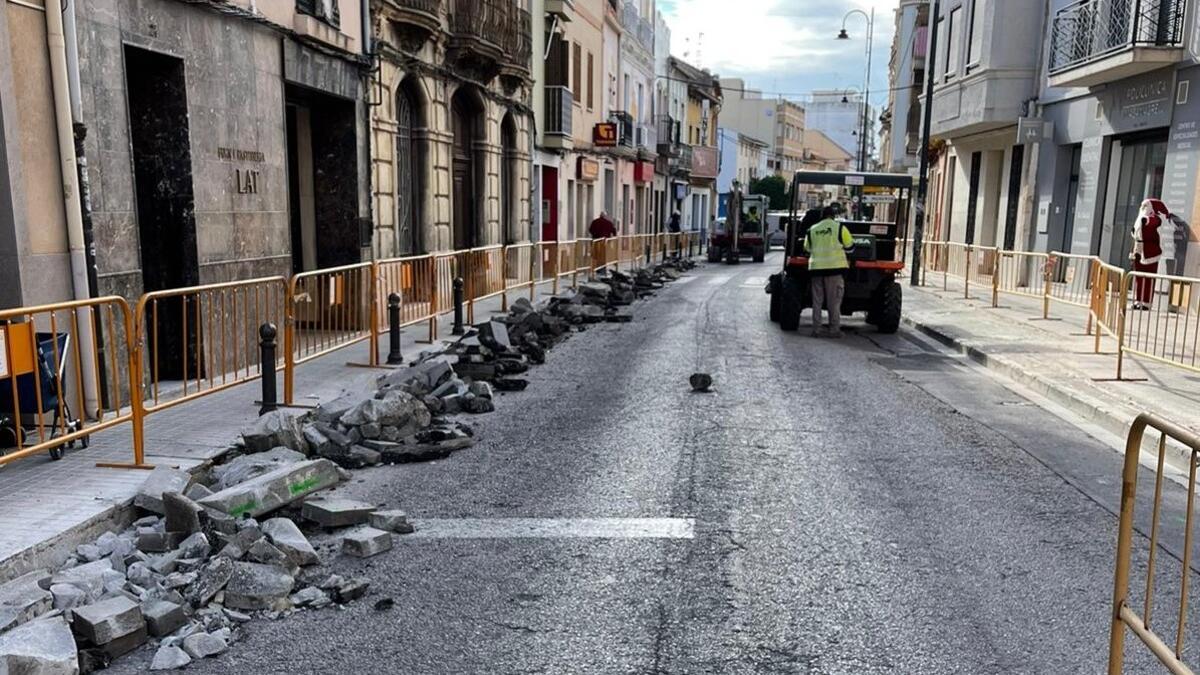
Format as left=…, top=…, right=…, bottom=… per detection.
left=880, top=0, right=928, bottom=175
left=806, top=90, right=875, bottom=168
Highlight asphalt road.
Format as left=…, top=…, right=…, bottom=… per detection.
left=114, top=252, right=1194, bottom=674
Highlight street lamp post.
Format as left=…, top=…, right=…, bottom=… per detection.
left=910, top=0, right=940, bottom=287
left=838, top=8, right=874, bottom=219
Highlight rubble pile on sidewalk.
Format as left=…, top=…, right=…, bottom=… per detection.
left=0, top=257, right=697, bottom=673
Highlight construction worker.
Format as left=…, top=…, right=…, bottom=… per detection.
left=803, top=203, right=854, bottom=337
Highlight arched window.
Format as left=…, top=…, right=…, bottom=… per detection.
left=395, top=78, right=425, bottom=255
left=501, top=112, right=518, bottom=244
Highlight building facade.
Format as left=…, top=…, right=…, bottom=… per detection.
left=716, top=128, right=768, bottom=196
left=716, top=79, right=806, bottom=180
left=1030, top=0, right=1199, bottom=275
left=370, top=1, right=534, bottom=257
left=880, top=0, right=928, bottom=175
left=806, top=90, right=875, bottom=167
left=926, top=0, right=1043, bottom=250
left=666, top=56, right=720, bottom=233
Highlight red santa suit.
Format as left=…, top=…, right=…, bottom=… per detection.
left=1131, top=198, right=1167, bottom=307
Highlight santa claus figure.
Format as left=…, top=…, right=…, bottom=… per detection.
left=1130, top=198, right=1168, bottom=309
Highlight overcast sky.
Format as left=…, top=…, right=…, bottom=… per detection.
left=659, top=0, right=900, bottom=108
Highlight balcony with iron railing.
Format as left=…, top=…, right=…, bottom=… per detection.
left=655, top=115, right=680, bottom=156
left=379, top=0, right=441, bottom=35
left=673, top=143, right=693, bottom=174
left=1049, top=0, right=1187, bottom=87
left=447, top=0, right=532, bottom=80
left=610, top=110, right=635, bottom=148
left=543, top=86, right=573, bottom=150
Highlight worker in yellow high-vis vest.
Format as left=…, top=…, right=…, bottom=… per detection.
left=803, top=204, right=854, bottom=338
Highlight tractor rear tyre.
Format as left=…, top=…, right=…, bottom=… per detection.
left=707, top=246, right=722, bottom=263
left=876, top=281, right=902, bottom=334
left=779, top=278, right=802, bottom=331
left=752, top=247, right=765, bottom=263
left=769, top=287, right=780, bottom=322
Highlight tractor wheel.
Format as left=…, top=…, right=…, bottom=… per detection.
left=769, top=286, right=780, bottom=322
left=707, top=246, right=722, bottom=263
left=876, top=281, right=902, bottom=334
left=779, top=278, right=802, bottom=331
left=752, top=247, right=765, bottom=263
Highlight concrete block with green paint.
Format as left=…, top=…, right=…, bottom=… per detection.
left=197, top=459, right=342, bottom=519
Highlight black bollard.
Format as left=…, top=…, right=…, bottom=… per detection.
left=452, top=277, right=465, bottom=335
left=386, top=292, right=403, bottom=365
left=259, top=323, right=278, bottom=415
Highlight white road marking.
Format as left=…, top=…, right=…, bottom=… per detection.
left=673, top=276, right=697, bottom=285
left=707, top=276, right=731, bottom=285
left=403, top=517, right=696, bottom=540
left=742, top=277, right=767, bottom=287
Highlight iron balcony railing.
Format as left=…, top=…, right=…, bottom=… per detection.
left=610, top=110, right=634, bottom=148
left=675, top=144, right=693, bottom=172
left=545, top=86, right=573, bottom=137
left=389, top=0, right=440, bottom=15
left=1050, top=0, right=1186, bottom=73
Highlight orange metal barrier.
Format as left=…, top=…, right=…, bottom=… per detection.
left=1109, top=413, right=1200, bottom=675
left=462, top=245, right=505, bottom=324
left=1092, top=261, right=1126, bottom=355
left=0, top=297, right=145, bottom=468
left=137, top=277, right=288, bottom=415
left=502, top=243, right=538, bottom=306
left=574, top=239, right=593, bottom=278
left=1119, top=271, right=1200, bottom=379
left=1046, top=252, right=1096, bottom=322
left=375, top=254, right=439, bottom=344
left=285, top=262, right=376, bottom=404
left=994, top=250, right=1050, bottom=311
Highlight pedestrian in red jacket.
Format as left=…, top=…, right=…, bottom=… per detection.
left=1130, top=198, right=1168, bottom=309
left=589, top=211, right=617, bottom=239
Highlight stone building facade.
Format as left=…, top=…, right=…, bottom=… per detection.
left=76, top=0, right=371, bottom=301
left=369, top=0, right=533, bottom=256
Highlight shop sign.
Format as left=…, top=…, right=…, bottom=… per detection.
left=578, top=158, right=600, bottom=182
left=1109, top=71, right=1175, bottom=132
left=594, top=123, right=618, bottom=147
left=634, top=160, right=655, bottom=183
left=218, top=146, right=265, bottom=195
left=1017, top=117, right=1049, bottom=145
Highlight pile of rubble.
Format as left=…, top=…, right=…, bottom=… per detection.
left=0, top=257, right=696, bottom=674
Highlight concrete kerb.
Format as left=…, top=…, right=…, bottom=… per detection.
left=900, top=291, right=1197, bottom=478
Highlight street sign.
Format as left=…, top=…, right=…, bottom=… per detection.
left=1017, top=117, right=1048, bottom=145
left=845, top=175, right=865, bottom=186
left=862, top=194, right=896, bottom=204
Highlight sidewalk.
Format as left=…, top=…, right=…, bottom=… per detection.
left=0, top=277, right=580, bottom=582
left=904, top=271, right=1200, bottom=468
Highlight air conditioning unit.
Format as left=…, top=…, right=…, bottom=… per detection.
left=636, top=126, right=648, bottom=147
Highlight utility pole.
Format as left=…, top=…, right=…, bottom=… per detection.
left=910, top=0, right=940, bottom=287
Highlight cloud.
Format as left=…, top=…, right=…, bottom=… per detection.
left=660, top=0, right=897, bottom=103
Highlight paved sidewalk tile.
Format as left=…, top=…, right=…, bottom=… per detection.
left=905, top=271, right=1200, bottom=449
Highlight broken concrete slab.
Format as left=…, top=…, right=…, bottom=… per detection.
left=185, top=557, right=234, bottom=608
left=321, top=445, right=382, bottom=470
left=134, top=467, right=193, bottom=515
left=181, top=631, right=228, bottom=659
left=341, top=528, right=393, bottom=558
left=0, top=569, right=52, bottom=631
left=163, top=491, right=205, bottom=535
left=150, top=644, right=191, bottom=671
left=301, top=498, right=375, bottom=528
left=142, top=599, right=187, bottom=637
left=136, top=531, right=184, bottom=554
left=71, top=596, right=145, bottom=646
left=0, top=616, right=78, bottom=675
left=260, top=518, right=319, bottom=567
left=184, top=483, right=214, bottom=501
left=328, top=577, right=369, bottom=604
left=289, top=587, right=331, bottom=609
left=368, top=510, right=414, bottom=535
left=177, top=532, right=211, bottom=560
left=49, top=584, right=85, bottom=612
left=246, top=540, right=290, bottom=568
left=197, top=458, right=342, bottom=519
left=314, top=391, right=368, bottom=425
left=223, top=563, right=294, bottom=612
left=468, top=381, right=494, bottom=399
left=212, top=447, right=307, bottom=491
left=50, top=560, right=121, bottom=604
left=241, top=410, right=308, bottom=455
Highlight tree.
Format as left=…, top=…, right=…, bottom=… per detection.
left=748, top=175, right=788, bottom=210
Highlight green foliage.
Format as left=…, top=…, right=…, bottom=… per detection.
left=748, top=175, right=788, bottom=210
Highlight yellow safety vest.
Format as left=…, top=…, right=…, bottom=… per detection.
left=804, top=218, right=854, bottom=272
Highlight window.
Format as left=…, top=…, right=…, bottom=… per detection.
left=572, top=42, right=582, bottom=103
left=966, top=0, right=984, bottom=67
left=296, top=0, right=340, bottom=27
left=586, top=52, right=594, bottom=110
left=944, top=7, right=961, bottom=79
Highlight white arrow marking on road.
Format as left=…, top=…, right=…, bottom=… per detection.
left=401, top=517, right=695, bottom=540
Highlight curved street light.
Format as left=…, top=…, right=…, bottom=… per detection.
left=836, top=8, right=874, bottom=175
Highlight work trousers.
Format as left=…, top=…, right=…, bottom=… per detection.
left=811, top=274, right=845, bottom=333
